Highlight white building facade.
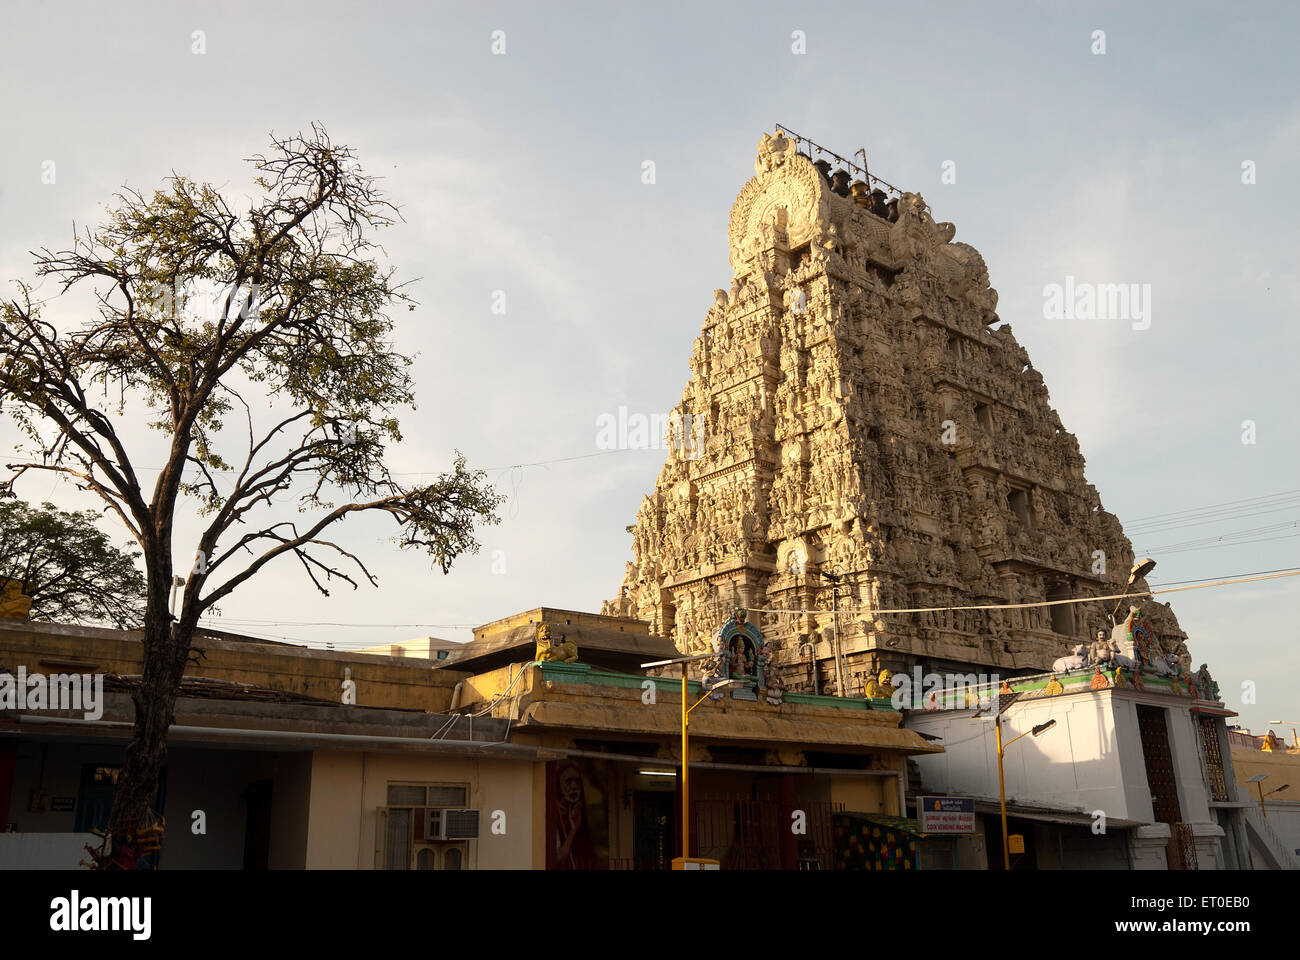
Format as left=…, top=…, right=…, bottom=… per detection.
left=903, top=670, right=1253, bottom=870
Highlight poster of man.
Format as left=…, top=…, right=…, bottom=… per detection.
left=548, top=759, right=612, bottom=869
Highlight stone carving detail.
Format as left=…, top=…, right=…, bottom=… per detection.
left=605, top=130, right=1195, bottom=692
left=728, top=132, right=829, bottom=274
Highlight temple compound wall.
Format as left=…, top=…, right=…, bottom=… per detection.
left=606, top=130, right=1192, bottom=695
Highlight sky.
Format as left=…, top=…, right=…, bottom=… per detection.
left=0, top=1, right=1296, bottom=734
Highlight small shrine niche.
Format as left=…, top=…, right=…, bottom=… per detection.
left=728, top=633, right=758, bottom=679
left=708, top=608, right=774, bottom=702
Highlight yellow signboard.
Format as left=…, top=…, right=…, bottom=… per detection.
left=1008, top=834, right=1025, bottom=855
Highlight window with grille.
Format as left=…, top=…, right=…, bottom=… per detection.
left=1199, top=717, right=1229, bottom=802
left=377, top=782, right=472, bottom=870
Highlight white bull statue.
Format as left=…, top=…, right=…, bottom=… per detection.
left=1052, top=644, right=1088, bottom=673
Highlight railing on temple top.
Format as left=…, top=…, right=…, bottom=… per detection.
left=773, top=123, right=931, bottom=216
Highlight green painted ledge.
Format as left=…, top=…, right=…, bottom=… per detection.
left=534, top=661, right=893, bottom=710
left=924, top=665, right=1184, bottom=709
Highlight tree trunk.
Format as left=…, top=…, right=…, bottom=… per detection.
left=104, top=609, right=190, bottom=867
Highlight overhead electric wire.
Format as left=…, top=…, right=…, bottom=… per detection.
left=1126, top=500, right=1300, bottom=535
left=1122, top=487, right=1300, bottom=525
left=175, top=486, right=1300, bottom=644
left=1140, top=534, right=1300, bottom=556
left=196, top=565, right=1300, bottom=648
left=742, top=568, right=1300, bottom=618
left=104, top=446, right=649, bottom=477
left=1146, top=564, right=1300, bottom=586
left=1136, top=519, right=1300, bottom=553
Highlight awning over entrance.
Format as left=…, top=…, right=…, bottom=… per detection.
left=966, top=800, right=1142, bottom=829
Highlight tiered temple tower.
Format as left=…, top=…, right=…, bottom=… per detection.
left=605, top=130, right=1190, bottom=694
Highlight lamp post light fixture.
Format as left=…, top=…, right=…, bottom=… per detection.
left=640, top=653, right=733, bottom=867
left=1262, top=783, right=1290, bottom=810
left=1110, top=556, right=1157, bottom=624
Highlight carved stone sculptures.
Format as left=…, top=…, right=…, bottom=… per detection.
left=1052, top=644, right=1088, bottom=674
left=610, top=130, right=1198, bottom=692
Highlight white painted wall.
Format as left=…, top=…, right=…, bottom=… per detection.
left=304, top=750, right=534, bottom=869
left=907, top=688, right=1217, bottom=832
left=1263, top=801, right=1300, bottom=860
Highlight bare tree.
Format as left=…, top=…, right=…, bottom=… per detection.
left=0, top=126, right=502, bottom=865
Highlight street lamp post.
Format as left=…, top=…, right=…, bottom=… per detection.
left=641, top=653, right=732, bottom=864
left=976, top=701, right=1056, bottom=869
left=1246, top=772, right=1290, bottom=818
left=816, top=569, right=850, bottom=697
left=995, top=715, right=1009, bottom=869
left=1242, top=770, right=1274, bottom=816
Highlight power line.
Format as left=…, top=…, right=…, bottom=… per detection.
left=1149, top=565, right=1300, bottom=587
left=744, top=568, right=1300, bottom=618
left=201, top=618, right=476, bottom=629
left=1123, top=487, right=1300, bottom=525
left=1136, top=520, right=1300, bottom=553
left=92, top=446, right=650, bottom=477
left=61, top=454, right=1300, bottom=548
left=1127, top=500, right=1300, bottom=535
left=197, top=565, right=1300, bottom=638
left=1146, top=534, right=1300, bottom=556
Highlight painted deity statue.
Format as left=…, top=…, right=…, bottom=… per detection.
left=715, top=608, right=766, bottom=689
left=864, top=669, right=895, bottom=699
left=1112, top=605, right=1157, bottom=672
left=1196, top=664, right=1220, bottom=702
left=535, top=623, right=579, bottom=663
left=1087, top=628, right=1116, bottom=668
left=0, top=580, right=32, bottom=620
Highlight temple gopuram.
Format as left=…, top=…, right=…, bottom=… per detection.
left=605, top=128, right=1192, bottom=695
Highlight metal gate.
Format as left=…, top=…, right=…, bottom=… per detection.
left=692, top=794, right=841, bottom=870
left=1136, top=704, right=1197, bottom=870
left=1136, top=705, right=1182, bottom=823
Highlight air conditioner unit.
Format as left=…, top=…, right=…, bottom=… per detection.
left=423, top=808, right=481, bottom=840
